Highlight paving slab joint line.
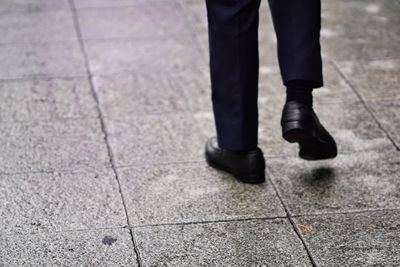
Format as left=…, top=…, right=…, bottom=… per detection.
left=266, top=171, right=318, bottom=267
left=129, top=215, right=289, bottom=229
left=68, top=0, right=142, bottom=265
left=1, top=226, right=129, bottom=238
left=329, top=59, right=400, bottom=151
left=291, top=207, right=400, bottom=218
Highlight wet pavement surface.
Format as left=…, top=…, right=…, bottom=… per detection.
left=0, top=0, right=399, bottom=266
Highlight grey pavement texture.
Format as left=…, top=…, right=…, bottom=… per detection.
left=0, top=0, right=399, bottom=266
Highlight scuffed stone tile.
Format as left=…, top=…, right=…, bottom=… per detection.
left=321, top=0, right=400, bottom=61
left=179, top=0, right=208, bottom=33
left=337, top=59, right=400, bottom=101
left=118, top=162, right=285, bottom=225
left=368, top=100, right=400, bottom=147
left=0, top=229, right=138, bottom=266
left=0, top=119, right=110, bottom=173
left=0, top=10, right=76, bottom=44
left=0, top=42, right=86, bottom=80
left=135, top=219, right=312, bottom=266
left=267, top=150, right=400, bottom=215
left=0, top=78, right=97, bottom=122
left=77, top=3, right=189, bottom=40
left=294, top=211, right=400, bottom=266
left=0, top=169, right=125, bottom=234
left=105, top=113, right=214, bottom=166
left=93, top=69, right=211, bottom=118
left=0, top=0, right=69, bottom=12
left=85, top=38, right=205, bottom=76
left=258, top=27, right=280, bottom=68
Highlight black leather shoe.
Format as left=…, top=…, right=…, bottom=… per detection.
left=205, top=137, right=266, bottom=184
left=281, top=101, right=338, bottom=160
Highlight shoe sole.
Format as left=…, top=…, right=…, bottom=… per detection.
left=282, top=121, right=337, bottom=160
left=205, top=155, right=265, bottom=184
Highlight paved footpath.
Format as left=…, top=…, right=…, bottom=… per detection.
left=0, top=0, right=399, bottom=266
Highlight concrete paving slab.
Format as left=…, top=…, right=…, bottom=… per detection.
left=0, top=42, right=86, bottom=80
left=93, top=69, right=211, bottom=118
left=176, top=0, right=213, bottom=60
left=0, top=10, right=76, bottom=44
left=258, top=1, right=279, bottom=67
left=368, top=100, right=400, bottom=148
left=0, top=228, right=138, bottom=266
left=135, top=219, right=312, bottom=266
left=0, top=78, right=97, bottom=123
left=0, top=119, right=110, bottom=173
left=293, top=211, right=400, bottom=266
left=0, top=0, right=398, bottom=264
left=0, top=169, right=125, bottom=234
left=178, top=0, right=208, bottom=33
left=266, top=150, right=400, bottom=215
left=0, top=0, right=69, bottom=12
left=118, top=162, right=285, bottom=225
left=77, top=3, right=189, bottom=40
left=105, top=113, right=214, bottom=166
left=259, top=100, right=394, bottom=157
left=94, top=60, right=357, bottom=121
left=337, top=59, right=400, bottom=101
left=85, top=38, right=205, bottom=76
left=258, top=26, right=280, bottom=68
left=259, top=0, right=274, bottom=25
left=321, top=0, right=400, bottom=61
left=181, top=29, right=212, bottom=62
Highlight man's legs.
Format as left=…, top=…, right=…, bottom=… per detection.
left=205, top=0, right=261, bottom=151
left=268, top=0, right=323, bottom=89
left=204, top=0, right=335, bottom=184
left=204, top=0, right=266, bottom=184
left=268, top=0, right=337, bottom=160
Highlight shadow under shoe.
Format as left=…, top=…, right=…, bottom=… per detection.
left=205, top=137, right=266, bottom=184
left=281, top=101, right=338, bottom=160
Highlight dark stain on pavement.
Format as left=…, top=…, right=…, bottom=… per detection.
left=102, top=236, right=117, bottom=246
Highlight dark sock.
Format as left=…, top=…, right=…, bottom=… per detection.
left=285, top=80, right=314, bottom=107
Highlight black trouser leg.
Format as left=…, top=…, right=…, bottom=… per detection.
left=268, top=0, right=323, bottom=88
left=205, top=0, right=261, bottom=150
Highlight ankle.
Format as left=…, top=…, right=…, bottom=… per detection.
left=286, top=86, right=313, bottom=108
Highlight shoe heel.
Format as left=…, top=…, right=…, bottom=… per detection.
left=235, top=172, right=265, bottom=184
left=282, top=121, right=311, bottom=143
